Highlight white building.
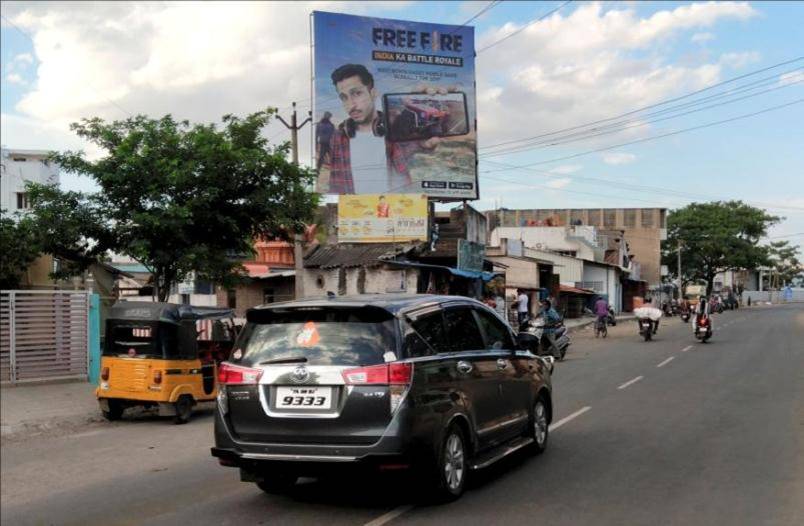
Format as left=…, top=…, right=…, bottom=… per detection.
left=1, top=148, right=60, bottom=214
left=490, top=226, right=605, bottom=261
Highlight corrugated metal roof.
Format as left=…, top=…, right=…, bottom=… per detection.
left=303, top=244, right=417, bottom=269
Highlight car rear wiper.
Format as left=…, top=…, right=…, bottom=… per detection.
left=258, top=356, right=309, bottom=365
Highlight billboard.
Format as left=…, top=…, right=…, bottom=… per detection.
left=313, top=11, right=477, bottom=200
left=338, top=194, right=428, bottom=243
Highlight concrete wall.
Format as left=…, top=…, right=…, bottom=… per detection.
left=1, top=149, right=60, bottom=213
left=523, top=247, right=583, bottom=285
left=300, top=266, right=418, bottom=298
left=486, top=256, right=539, bottom=289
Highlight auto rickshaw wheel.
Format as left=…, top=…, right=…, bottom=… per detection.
left=102, top=400, right=124, bottom=421
left=173, top=395, right=194, bottom=425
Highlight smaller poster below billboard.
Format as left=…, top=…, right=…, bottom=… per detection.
left=458, top=239, right=485, bottom=272
left=338, top=194, right=428, bottom=243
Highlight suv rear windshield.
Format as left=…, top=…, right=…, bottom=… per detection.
left=236, top=307, right=397, bottom=366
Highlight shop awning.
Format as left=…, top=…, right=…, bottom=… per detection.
left=560, top=284, right=596, bottom=295
left=388, top=261, right=502, bottom=282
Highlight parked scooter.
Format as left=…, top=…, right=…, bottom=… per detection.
left=518, top=317, right=571, bottom=361
left=693, top=313, right=713, bottom=342
left=607, top=305, right=617, bottom=326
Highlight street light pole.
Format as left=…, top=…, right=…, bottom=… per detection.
left=275, top=103, right=313, bottom=300
left=677, top=240, right=682, bottom=298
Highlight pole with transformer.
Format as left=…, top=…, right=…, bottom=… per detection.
left=275, top=102, right=313, bottom=299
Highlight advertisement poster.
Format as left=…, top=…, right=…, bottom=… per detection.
left=313, top=11, right=477, bottom=200
left=338, top=194, right=428, bottom=243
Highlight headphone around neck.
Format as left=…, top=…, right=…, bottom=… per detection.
left=344, top=110, right=386, bottom=138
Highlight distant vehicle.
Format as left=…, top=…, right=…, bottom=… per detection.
left=211, top=294, right=555, bottom=502
left=684, top=284, right=707, bottom=306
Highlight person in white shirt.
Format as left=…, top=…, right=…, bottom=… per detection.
left=516, top=289, right=529, bottom=326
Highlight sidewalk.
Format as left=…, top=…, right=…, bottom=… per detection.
left=1, top=381, right=101, bottom=440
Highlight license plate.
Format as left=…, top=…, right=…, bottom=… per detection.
left=275, top=386, right=332, bottom=410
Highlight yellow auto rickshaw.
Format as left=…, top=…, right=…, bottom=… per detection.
left=96, top=301, right=238, bottom=424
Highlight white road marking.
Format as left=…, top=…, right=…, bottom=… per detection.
left=681, top=345, right=693, bottom=352
left=550, top=406, right=592, bottom=431
left=618, top=376, right=644, bottom=390
left=657, top=356, right=675, bottom=368
left=364, top=505, right=414, bottom=526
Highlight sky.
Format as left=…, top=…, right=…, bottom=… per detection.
left=1, top=1, right=803, bottom=252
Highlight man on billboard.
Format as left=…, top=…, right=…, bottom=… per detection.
left=327, top=64, right=449, bottom=195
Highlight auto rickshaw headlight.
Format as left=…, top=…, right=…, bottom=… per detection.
left=101, top=367, right=109, bottom=381
left=153, top=370, right=162, bottom=384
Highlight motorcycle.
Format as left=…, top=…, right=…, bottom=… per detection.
left=518, top=317, right=571, bottom=361
left=637, top=317, right=656, bottom=341
left=607, top=305, right=617, bottom=326
left=694, top=314, right=712, bottom=343
left=680, top=310, right=690, bottom=323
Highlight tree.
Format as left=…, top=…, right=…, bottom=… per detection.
left=30, top=110, right=318, bottom=301
left=0, top=211, right=43, bottom=289
left=662, top=201, right=780, bottom=295
left=765, top=240, right=802, bottom=288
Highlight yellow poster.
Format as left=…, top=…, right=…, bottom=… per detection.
left=338, top=194, right=428, bottom=243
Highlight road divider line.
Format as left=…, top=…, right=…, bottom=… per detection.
left=618, top=376, right=644, bottom=390
left=657, top=356, right=675, bottom=368
left=550, top=406, right=592, bottom=431
left=364, top=505, right=414, bottom=526
left=681, top=345, right=693, bottom=352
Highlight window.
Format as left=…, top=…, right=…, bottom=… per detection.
left=194, top=279, right=214, bottom=295
left=404, top=311, right=448, bottom=357
left=180, top=294, right=191, bottom=305
left=473, top=309, right=515, bottom=350
left=570, top=209, right=584, bottom=225
left=12, top=157, right=27, bottom=162
left=641, top=209, right=655, bottom=228
left=588, top=209, right=601, bottom=226
left=624, top=209, right=636, bottom=228
left=16, top=192, right=30, bottom=209
left=444, top=307, right=485, bottom=352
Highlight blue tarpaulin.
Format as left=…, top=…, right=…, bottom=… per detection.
left=388, top=261, right=500, bottom=282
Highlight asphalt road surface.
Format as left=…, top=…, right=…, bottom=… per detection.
left=2, top=304, right=802, bottom=526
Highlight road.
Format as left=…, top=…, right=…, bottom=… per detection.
left=2, top=304, right=803, bottom=526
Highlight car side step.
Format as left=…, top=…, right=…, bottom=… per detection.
left=469, top=436, right=534, bottom=470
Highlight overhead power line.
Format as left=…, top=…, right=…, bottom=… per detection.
left=481, top=56, right=804, bottom=151
left=461, top=0, right=503, bottom=26
left=484, top=99, right=804, bottom=172
left=477, top=0, right=573, bottom=52
left=482, top=78, right=802, bottom=157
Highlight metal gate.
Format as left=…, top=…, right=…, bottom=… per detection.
left=0, top=290, right=90, bottom=384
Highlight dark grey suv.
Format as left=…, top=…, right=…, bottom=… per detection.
left=211, top=294, right=554, bottom=501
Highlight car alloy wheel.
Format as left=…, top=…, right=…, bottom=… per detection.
left=443, top=432, right=465, bottom=493
left=534, top=401, right=548, bottom=448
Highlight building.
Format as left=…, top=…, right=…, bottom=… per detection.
left=487, top=208, right=667, bottom=286
left=1, top=148, right=61, bottom=288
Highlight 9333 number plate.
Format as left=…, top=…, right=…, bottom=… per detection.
left=275, top=386, right=332, bottom=410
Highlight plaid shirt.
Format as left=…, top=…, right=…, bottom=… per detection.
left=328, top=116, right=415, bottom=194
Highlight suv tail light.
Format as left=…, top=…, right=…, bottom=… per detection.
left=342, top=362, right=413, bottom=385
left=342, top=362, right=413, bottom=414
left=218, top=362, right=263, bottom=385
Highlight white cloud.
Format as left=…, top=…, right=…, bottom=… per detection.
left=549, top=164, right=582, bottom=175
left=13, top=52, right=34, bottom=65
left=5, top=73, right=26, bottom=85
left=691, top=32, right=715, bottom=43
left=476, top=1, right=757, bottom=150
left=602, top=152, right=636, bottom=165
left=779, top=70, right=804, bottom=87
left=545, top=177, right=572, bottom=189
left=719, top=51, right=761, bottom=69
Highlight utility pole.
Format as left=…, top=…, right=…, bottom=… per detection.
left=275, top=102, right=312, bottom=299
left=676, top=240, right=682, bottom=299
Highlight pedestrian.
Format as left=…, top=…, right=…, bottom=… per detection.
left=515, top=288, right=530, bottom=327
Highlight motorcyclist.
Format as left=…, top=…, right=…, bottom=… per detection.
left=694, top=295, right=711, bottom=332
left=539, top=299, right=562, bottom=353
